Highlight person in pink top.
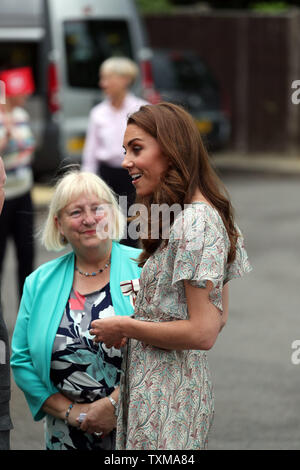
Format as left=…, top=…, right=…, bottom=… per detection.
left=81, top=57, right=148, bottom=247
left=82, top=57, right=148, bottom=195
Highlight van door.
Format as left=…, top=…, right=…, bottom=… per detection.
left=46, top=0, right=148, bottom=165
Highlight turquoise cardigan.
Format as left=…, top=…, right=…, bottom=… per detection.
left=11, top=242, right=141, bottom=421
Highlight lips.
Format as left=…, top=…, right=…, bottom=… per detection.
left=131, top=173, right=143, bottom=183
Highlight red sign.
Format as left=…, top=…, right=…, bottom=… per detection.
left=0, top=67, right=35, bottom=97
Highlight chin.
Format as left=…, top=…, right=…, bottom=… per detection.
left=136, top=185, right=153, bottom=197
left=82, top=238, right=103, bottom=248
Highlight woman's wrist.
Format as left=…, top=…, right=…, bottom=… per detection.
left=64, top=402, right=91, bottom=427
left=120, top=316, right=132, bottom=338
left=106, top=395, right=118, bottom=417
left=64, top=402, right=75, bottom=424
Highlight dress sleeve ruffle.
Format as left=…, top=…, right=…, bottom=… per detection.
left=168, top=206, right=252, bottom=312
left=224, top=226, right=252, bottom=284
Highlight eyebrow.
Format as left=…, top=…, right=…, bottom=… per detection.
left=67, top=201, right=102, bottom=210
left=124, top=137, right=144, bottom=148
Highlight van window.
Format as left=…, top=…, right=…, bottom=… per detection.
left=0, top=41, right=41, bottom=95
left=64, top=20, right=133, bottom=89
left=152, top=50, right=220, bottom=108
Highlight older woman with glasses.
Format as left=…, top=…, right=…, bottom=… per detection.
left=11, top=170, right=141, bottom=450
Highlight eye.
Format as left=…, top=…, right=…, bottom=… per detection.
left=70, top=210, right=81, bottom=217
left=70, top=209, right=80, bottom=217
left=133, top=145, right=142, bottom=154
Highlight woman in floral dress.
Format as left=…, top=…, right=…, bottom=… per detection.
left=91, top=102, right=252, bottom=450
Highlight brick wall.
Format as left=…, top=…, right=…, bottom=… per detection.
left=145, top=11, right=300, bottom=153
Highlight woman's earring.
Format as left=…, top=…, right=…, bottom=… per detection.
left=61, top=234, right=67, bottom=244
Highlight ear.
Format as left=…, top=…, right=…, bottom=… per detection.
left=54, top=215, right=64, bottom=237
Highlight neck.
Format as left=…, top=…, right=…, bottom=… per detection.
left=110, top=91, right=127, bottom=109
left=75, top=239, right=112, bottom=270
left=190, top=188, right=208, bottom=203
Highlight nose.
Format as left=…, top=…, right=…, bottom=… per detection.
left=122, top=153, right=134, bottom=170
left=82, top=208, right=96, bottom=226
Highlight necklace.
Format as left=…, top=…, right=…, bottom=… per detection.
left=75, top=259, right=111, bottom=277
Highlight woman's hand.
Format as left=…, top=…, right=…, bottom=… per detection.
left=113, top=337, right=128, bottom=349
left=90, top=317, right=126, bottom=348
left=78, top=397, right=116, bottom=436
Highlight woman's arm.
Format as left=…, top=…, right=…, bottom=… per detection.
left=91, top=281, right=224, bottom=351
left=42, top=393, right=85, bottom=427
left=42, top=387, right=119, bottom=434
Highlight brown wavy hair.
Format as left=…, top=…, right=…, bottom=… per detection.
left=127, top=102, right=239, bottom=267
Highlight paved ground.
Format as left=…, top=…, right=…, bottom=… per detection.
left=2, top=158, right=300, bottom=450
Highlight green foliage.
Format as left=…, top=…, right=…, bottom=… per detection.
left=136, top=0, right=300, bottom=12
left=185, top=0, right=300, bottom=8
left=199, top=0, right=251, bottom=7
left=135, top=0, right=174, bottom=13
left=249, top=2, right=289, bottom=11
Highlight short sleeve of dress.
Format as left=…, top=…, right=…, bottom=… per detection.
left=168, top=205, right=227, bottom=311
left=224, top=225, right=252, bottom=284
left=167, top=204, right=252, bottom=312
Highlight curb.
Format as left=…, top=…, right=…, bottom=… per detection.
left=212, top=153, right=300, bottom=177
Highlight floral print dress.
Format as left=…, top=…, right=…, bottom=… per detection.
left=116, top=202, right=252, bottom=450
left=46, top=283, right=122, bottom=450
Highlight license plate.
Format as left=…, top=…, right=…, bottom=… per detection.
left=67, top=136, right=85, bottom=153
left=195, top=120, right=213, bottom=134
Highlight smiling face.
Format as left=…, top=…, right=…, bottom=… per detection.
left=55, top=193, right=110, bottom=251
left=122, top=124, right=170, bottom=197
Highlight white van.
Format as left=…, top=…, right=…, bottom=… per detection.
left=0, top=0, right=153, bottom=180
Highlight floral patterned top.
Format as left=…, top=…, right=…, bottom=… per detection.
left=46, top=284, right=122, bottom=450
left=116, top=202, right=252, bottom=450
